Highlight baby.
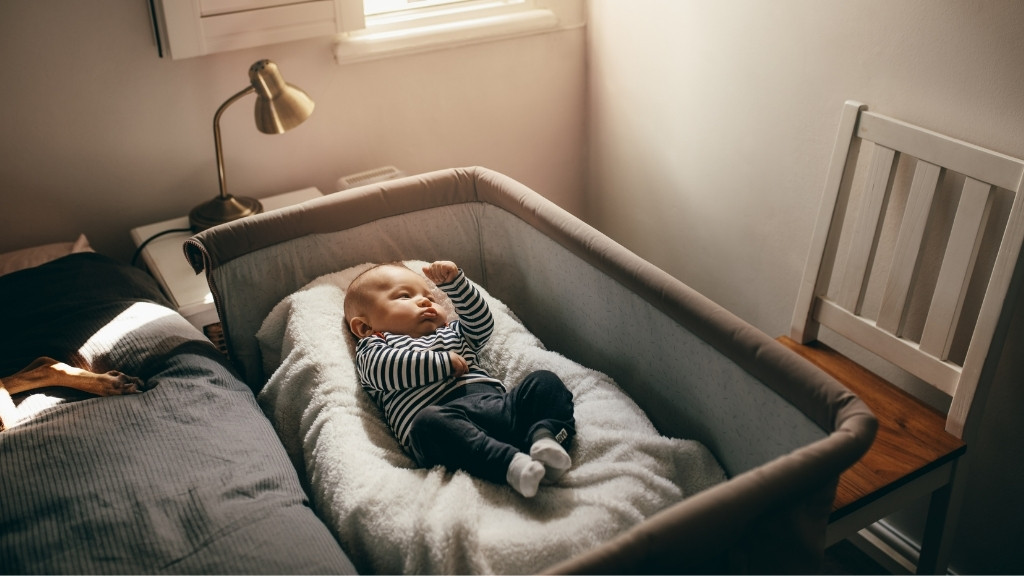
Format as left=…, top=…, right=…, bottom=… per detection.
left=344, top=260, right=575, bottom=497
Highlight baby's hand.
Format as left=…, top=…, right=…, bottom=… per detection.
left=424, top=261, right=459, bottom=285
left=448, top=352, right=469, bottom=377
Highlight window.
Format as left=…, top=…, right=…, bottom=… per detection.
left=153, top=0, right=363, bottom=59
left=151, top=0, right=581, bottom=61
left=334, top=0, right=583, bottom=64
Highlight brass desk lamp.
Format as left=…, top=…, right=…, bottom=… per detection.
left=188, top=59, right=315, bottom=232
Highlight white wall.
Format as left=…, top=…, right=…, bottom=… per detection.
left=0, top=0, right=586, bottom=262
left=587, top=0, right=1024, bottom=573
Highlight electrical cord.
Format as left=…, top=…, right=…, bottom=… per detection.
left=131, top=227, right=192, bottom=268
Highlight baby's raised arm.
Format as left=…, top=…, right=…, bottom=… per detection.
left=423, top=260, right=459, bottom=285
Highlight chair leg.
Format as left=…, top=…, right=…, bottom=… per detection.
left=916, top=458, right=969, bottom=575
left=916, top=483, right=952, bottom=574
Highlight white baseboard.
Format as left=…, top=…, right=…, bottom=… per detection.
left=846, top=521, right=959, bottom=575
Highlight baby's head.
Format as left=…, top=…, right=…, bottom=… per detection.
left=344, top=263, right=448, bottom=339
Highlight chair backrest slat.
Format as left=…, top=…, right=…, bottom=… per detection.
left=949, top=195, right=1024, bottom=435
left=876, top=160, right=943, bottom=335
left=792, top=101, right=1024, bottom=440
left=835, top=145, right=898, bottom=314
left=919, top=178, right=994, bottom=359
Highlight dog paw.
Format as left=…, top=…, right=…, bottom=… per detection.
left=100, top=371, right=144, bottom=395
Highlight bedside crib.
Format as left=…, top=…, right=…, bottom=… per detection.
left=185, top=166, right=876, bottom=573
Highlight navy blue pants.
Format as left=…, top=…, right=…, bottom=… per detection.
left=407, top=370, right=575, bottom=484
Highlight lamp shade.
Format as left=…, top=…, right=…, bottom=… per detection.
left=249, top=60, right=315, bottom=134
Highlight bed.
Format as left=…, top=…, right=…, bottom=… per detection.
left=184, top=166, right=878, bottom=574
left=0, top=248, right=356, bottom=573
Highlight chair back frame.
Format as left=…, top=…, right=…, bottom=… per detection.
left=791, top=100, right=1024, bottom=439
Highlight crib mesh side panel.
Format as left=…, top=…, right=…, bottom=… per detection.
left=473, top=205, right=826, bottom=476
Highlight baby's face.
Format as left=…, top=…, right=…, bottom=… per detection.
left=360, top=266, right=447, bottom=338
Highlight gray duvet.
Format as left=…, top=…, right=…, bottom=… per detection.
left=0, top=253, right=354, bottom=574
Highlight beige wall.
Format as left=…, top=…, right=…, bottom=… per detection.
left=0, top=0, right=586, bottom=261
left=587, top=0, right=1024, bottom=573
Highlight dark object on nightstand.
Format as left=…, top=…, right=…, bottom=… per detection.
left=203, top=323, right=228, bottom=357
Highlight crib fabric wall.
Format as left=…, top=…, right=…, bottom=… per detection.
left=185, top=166, right=875, bottom=573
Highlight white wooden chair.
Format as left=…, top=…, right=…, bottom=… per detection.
left=780, top=101, right=1024, bottom=574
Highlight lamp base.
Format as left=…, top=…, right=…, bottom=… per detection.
left=188, top=194, right=263, bottom=232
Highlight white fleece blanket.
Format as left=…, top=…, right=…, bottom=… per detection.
left=256, top=262, right=726, bottom=575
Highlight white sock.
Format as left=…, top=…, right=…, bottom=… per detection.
left=530, top=437, right=572, bottom=484
left=506, top=452, right=545, bottom=498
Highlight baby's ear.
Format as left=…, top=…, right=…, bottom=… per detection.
left=349, top=317, right=374, bottom=339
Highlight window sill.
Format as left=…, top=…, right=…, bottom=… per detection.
left=333, top=7, right=572, bottom=64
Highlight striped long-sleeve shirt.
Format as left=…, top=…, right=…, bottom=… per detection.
left=354, top=270, right=502, bottom=448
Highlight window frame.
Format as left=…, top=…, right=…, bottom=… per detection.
left=150, top=0, right=581, bottom=62
left=333, top=0, right=583, bottom=64
left=153, top=0, right=363, bottom=60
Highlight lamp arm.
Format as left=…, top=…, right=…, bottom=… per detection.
left=213, top=85, right=256, bottom=200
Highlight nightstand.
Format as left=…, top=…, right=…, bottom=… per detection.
left=130, top=187, right=322, bottom=330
